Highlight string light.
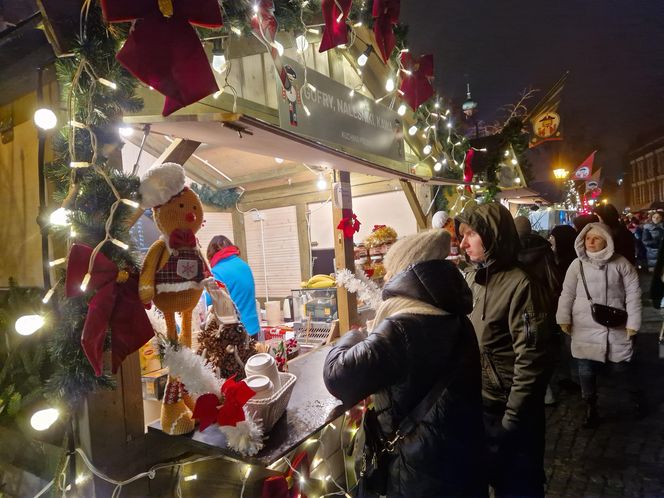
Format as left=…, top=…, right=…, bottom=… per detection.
left=274, top=157, right=284, bottom=164
left=231, top=26, right=242, bottom=35
left=349, top=88, right=355, bottom=97
left=303, top=104, right=311, bottom=116
left=183, top=475, right=198, bottom=482
left=120, top=198, right=141, bottom=208
left=511, top=158, right=518, bottom=165
left=111, top=238, right=129, bottom=250
left=336, top=12, right=344, bottom=23
left=212, top=54, right=227, bottom=74
left=15, top=314, right=45, bottom=336
left=34, top=108, right=57, bottom=130
left=49, top=258, right=67, bottom=267
left=514, top=177, right=521, bottom=184
left=408, top=125, right=418, bottom=136
left=307, top=27, right=320, bottom=34
left=504, top=150, right=510, bottom=157
left=42, top=287, right=56, bottom=304
left=397, top=104, right=407, bottom=116
left=273, top=41, right=285, bottom=56
left=423, top=144, right=432, bottom=155
left=70, top=161, right=91, bottom=168
left=308, top=83, right=317, bottom=92
left=49, top=207, right=70, bottom=226
left=434, top=161, right=442, bottom=172
left=316, top=173, right=327, bottom=190
left=385, top=77, right=395, bottom=92
left=295, top=34, right=309, bottom=53
left=400, top=68, right=412, bottom=76
left=354, top=21, right=363, bottom=27
left=213, top=90, right=223, bottom=99
left=30, top=408, right=59, bottom=431
left=399, top=48, right=409, bottom=53
left=97, top=78, right=117, bottom=90
left=80, top=273, right=91, bottom=291
left=357, top=46, right=372, bottom=67
left=69, top=120, right=86, bottom=129
left=118, top=126, right=133, bottom=137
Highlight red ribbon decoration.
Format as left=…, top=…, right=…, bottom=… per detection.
left=169, top=228, right=197, bottom=249
left=464, top=148, right=475, bottom=192
left=319, top=0, right=352, bottom=53
left=372, top=224, right=386, bottom=232
left=337, top=213, right=361, bottom=238
left=398, top=52, right=434, bottom=110
left=261, top=451, right=310, bottom=498
left=193, top=375, right=256, bottom=431
left=250, top=0, right=290, bottom=89
left=65, top=244, right=154, bottom=376
left=372, top=0, right=400, bottom=62
left=100, top=0, right=222, bottom=116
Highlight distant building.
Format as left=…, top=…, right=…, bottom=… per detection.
left=626, top=133, right=664, bottom=211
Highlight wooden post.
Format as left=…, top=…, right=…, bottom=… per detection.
left=332, top=171, right=358, bottom=334
left=400, top=179, right=428, bottom=230
left=296, top=204, right=312, bottom=282
left=154, top=138, right=200, bottom=167
left=231, top=210, right=248, bottom=261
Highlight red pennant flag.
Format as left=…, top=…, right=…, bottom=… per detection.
left=319, top=0, right=352, bottom=52
left=372, top=0, right=400, bottom=62
left=398, top=52, right=434, bottom=110
left=572, top=151, right=597, bottom=180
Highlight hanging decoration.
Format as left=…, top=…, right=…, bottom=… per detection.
left=336, top=212, right=361, bottom=238
left=364, top=225, right=398, bottom=248
left=250, top=0, right=290, bottom=88
left=100, top=0, right=223, bottom=116
left=399, top=52, right=434, bottom=110
left=262, top=451, right=311, bottom=498
left=335, top=268, right=383, bottom=310
left=372, top=0, right=400, bottom=62
left=190, top=183, right=243, bottom=209
left=463, top=148, right=475, bottom=192
left=65, top=244, right=154, bottom=376
left=319, top=0, right=352, bottom=52
left=193, top=376, right=255, bottom=431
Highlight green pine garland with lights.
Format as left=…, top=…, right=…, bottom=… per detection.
left=191, top=183, right=243, bottom=210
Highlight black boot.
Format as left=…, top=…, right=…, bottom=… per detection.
left=582, top=399, right=599, bottom=429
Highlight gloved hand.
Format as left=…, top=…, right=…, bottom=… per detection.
left=626, top=328, right=637, bottom=338
left=559, top=324, right=572, bottom=335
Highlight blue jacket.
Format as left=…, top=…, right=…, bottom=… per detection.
left=206, top=255, right=260, bottom=336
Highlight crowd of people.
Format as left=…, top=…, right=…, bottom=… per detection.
left=324, top=201, right=657, bottom=498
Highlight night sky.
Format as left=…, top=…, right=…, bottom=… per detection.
left=402, top=0, right=664, bottom=182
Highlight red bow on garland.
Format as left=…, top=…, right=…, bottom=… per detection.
left=337, top=213, right=361, bottom=238
left=261, top=451, right=310, bottom=498
left=193, top=375, right=256, bottom=431
left=464, top=148, right=475, bottom=192
left=100, top=0, right=222, bottom=116
left=398, top=52, right=434, bottom=110
left=169, top=228, right=197, bottom=249
left=65, top=244, right=154, bottom=376
left=372, top=0, right=400, bottom=62
left=319, top=0, right=352, bottom=53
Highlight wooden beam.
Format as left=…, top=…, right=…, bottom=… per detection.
left=154, top=138, right=201, bottom=167
left=221, top=164, right=306, bottom=188
left=400, top=179, right=428, bottom=230
left=231, top=210, right=248, bottom=261
left=296, top=204, right=312, bottom=282
left=332, top=171, right=358, bottom=334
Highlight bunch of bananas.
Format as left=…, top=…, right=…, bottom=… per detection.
left=301, top=274, right=336, bottom=289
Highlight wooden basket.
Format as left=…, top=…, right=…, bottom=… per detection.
left=245, top=372, right=297, bottom=432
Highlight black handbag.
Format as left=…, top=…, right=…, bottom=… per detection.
left=578, top=260, right=628, bottom=328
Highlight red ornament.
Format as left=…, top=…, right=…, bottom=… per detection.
left=192, top=375, right=255, bottom=430
left=100, top=0, right=222, bottom=116
left=261, top=451, right=310, bottom=498
left=398, top=52, right=434, bottom=110
left=65, top=244, right=154, bottom=376
left=464, top=148, right=475, bottom=192
left=337, top=213, right=361, bottom=238
left=372, top=0, right=400, bottom=62
left=319, top=0, right=352, bottom=53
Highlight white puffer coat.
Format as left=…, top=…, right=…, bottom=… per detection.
left=556, top=223, right=641, bottom=363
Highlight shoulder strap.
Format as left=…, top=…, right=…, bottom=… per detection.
left=578, top=260, right=593, bottom=303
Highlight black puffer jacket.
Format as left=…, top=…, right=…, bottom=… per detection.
left=324, top=260, right=487, bottom=498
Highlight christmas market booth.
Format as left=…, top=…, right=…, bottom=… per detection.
left=0, top=1, right=482, bottom=497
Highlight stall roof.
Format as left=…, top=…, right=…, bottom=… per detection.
left=496, top=187, right=550, bottom=205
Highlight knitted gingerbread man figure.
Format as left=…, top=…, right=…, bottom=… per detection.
left=139, top=163, right=209, bottom=435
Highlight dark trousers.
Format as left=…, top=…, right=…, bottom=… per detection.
left=484, top=405, right=546, bottom=498
left=577, top=358, right=639, bottom=402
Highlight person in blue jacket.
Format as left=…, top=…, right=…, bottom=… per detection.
left=206, top=235, right=260, bottom=337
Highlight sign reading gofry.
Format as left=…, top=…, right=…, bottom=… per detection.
left=277, top=57, right=405, bottom=162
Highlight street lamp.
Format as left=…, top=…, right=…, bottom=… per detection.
left=553, top=168, right=569, bottom=180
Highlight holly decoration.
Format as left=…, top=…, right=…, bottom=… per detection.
left=319, top=0, right=352, bottom=52
left=336, top=213, right=361, bottom=238
left=100, top=0, right=223, bottom=116
left=372, top=0, right=400, bottom=62
left=192, top=375, right=255, bottom=431
left=399, top=52, right=434, bottom=110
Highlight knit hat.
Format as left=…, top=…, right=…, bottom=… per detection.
left=139, top=162, right=186, bottom=209
left=383, top=229, right=451, bottom=277
left=432, top=210, right=450, bottom=229
left=514, top=215, right=532, bottom=238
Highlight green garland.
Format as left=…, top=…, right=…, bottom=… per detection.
left=190, top=183, right=243, bottom=209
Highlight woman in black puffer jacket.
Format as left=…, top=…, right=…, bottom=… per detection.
left=324, top=230, right=487, bottom=498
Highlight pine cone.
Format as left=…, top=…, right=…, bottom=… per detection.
left=196, top=316, right=258, bottom=380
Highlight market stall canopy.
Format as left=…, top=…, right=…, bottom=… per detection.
left=496, top=187, right=550, bottom=205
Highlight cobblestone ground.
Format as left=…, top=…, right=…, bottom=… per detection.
left=544, top=274, right=664, bottom=498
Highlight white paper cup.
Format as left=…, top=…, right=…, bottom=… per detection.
left=244, top=375, right=274, bottom=400
left=245, top=353, right=281, bottom=390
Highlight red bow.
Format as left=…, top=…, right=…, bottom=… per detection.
left=464, top=148, right=475, bottom=192
left=261, top=451, right=310, bottom=498
left=398, top=52, right=434, bottom=110
left=372, top=0, right=400, bottom=62
left=100, top=0, right=222, bottom=116
left=193, top=375, right=256, bottom=431
left=337, top=213, right=361, bottom=239
left=372, top=224, right=386, bottom=232
left=65, top=244, right=154, bottom=376
left=169, top=228, right=197, bottom=249
left=319, top=0, right=352, bottom=53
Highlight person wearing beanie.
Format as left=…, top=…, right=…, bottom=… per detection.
left=513, top=215, right=532, bottom=238
left=324, top=230, right=487, bottom=497
left=556, top=222, right=643, bottom=428
left=455, top=202, right=553, bottom=498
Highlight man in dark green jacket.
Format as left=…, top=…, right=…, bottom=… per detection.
left=456, top=202, right=553, bottom=498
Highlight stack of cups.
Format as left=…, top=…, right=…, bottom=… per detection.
left=244, top=375, right=273, bottom=399
left=245, top=353, right=281, bottom=393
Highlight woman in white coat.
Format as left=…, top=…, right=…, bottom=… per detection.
left=556, top=223, right=642, bottom=428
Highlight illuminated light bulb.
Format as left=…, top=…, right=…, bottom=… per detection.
left=445, top=109, right=451, bottom=115
left=244, top=466, right=252, bottom=479
left=69, top=120, right=86, bottom=129
left=184, top=475, right=198, bottom=482
left=253, top=4, right=259, bottom=13
left=301, top=0, right=309, bottom=6
left=49, top=258, right=67, bottom=267
left=42, top=287, right=56, bottom=304
left=273, top=41, right=284, bottom=56
left=354, top=21, right=363, bottom=27
left=336, top=12, right=343, bottom=23
left=514, top=177, right=521, bottom=184
left=98, top=78, right=117, bottom=90
left=423, top=144, right=432, bottom=155
left=349, top=89, right=355, bottom=97
left=303, top=104, right=311, bottom=116
left=446, top=122, right=452, bottom=129
left=213, top=90, right=223, bottom=99
left=70, top=161, right=91, bottom=168
left=121, top=198, right=140, bottom=208
left=400, top=68, right=412, bottom=76
left=111, top=238, right=129, bottom=250
left=357, top=45, right=372, bottom=67
left=397, top=104, right=407, bottom=116
left=316, top=173, right=327, bottom=190
left=295, top=34, right=309, bottom=53
left=300, top=476, right=306, bottom=485
left=308, top=83, right=316, bottom=92
left=118, top=126, right=134, bottom=137
left=34, top=108, right=57, bottom=130
left=504, top=150, right=510, bottom=157
left=212, top=54, right=227, bottom=73
left=15, top=314, right=45, bottom=336
left=434, top=161, right=442, bottom=172
left=75, top=475, right=88, bottom=485
left=338, top=43, right=347, bottom=49
left=434, top=101, right=440, bottom=109
left=231, top=26, right=242, bottom=35
left=442, top=158, right=448, bottom=165
left=148, top=86, right=154, bottom=91
left=400, top=48, right=409, bottom=53
left=49, top=207, right=70, bottom=226
left=307, top=27, right=320, bottom=34
left=511, top=158, right=518, bottom=165
left=397, top=89, right=405, bottom=96
left=70, top=229, right=77, bottom=238
left=408, top=125, right=418, bottom=136
left=30, top=408, right=59, bottom=431
left=274, top=157, right=284, bottom=164
left=385, top=77, right=395, bottom=92
left=80, top=273, right=91, bottom=291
